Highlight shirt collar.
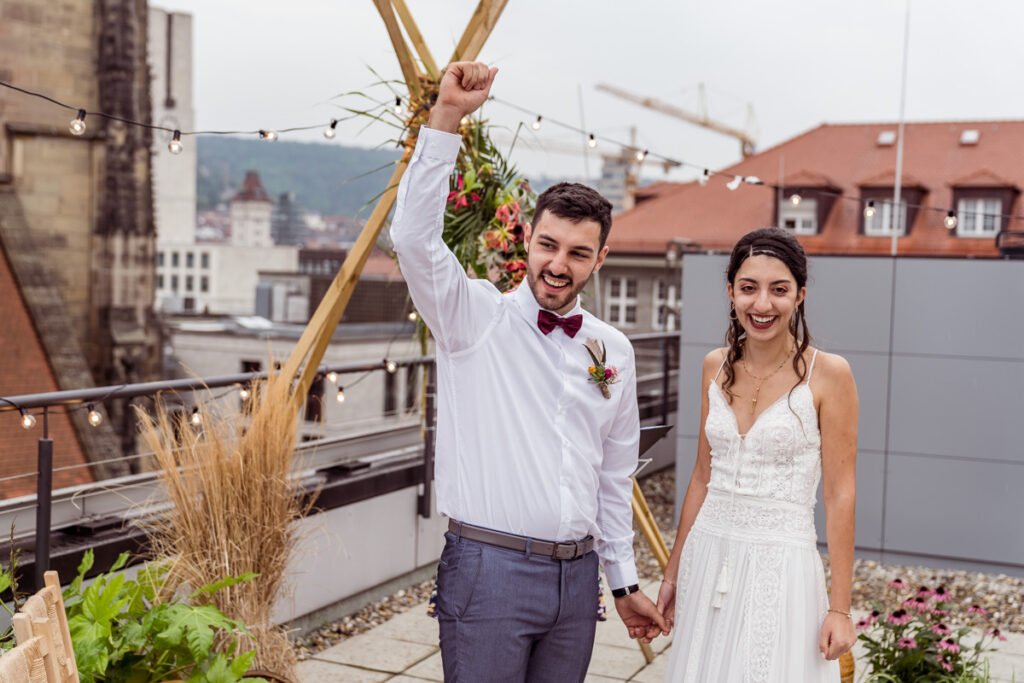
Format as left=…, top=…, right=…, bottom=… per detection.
left=512, top=280, right=582, bottom=323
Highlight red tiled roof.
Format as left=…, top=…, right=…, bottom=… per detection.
left=232, top=171, right=272, bottom=203
left=610, top=120, right=1024, bottom=257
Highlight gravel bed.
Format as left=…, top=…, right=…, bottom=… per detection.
left=295, top=468, right=1022, bottom=658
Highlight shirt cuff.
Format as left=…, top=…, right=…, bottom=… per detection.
left=603, top=559, right=640, bottom=591
left=415, top=127, right=462, bottom=162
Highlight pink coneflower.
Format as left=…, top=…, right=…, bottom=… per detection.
left=887, top=609, right=911, bottom=626
left=938, top=638, right=961, bottom=654
left=888, top=578, right=905, bottom=589
left=932, top=622, right=951, bottom=636
left=904, top=596, right=930, bottom=612
left=897, top=637, right=918, bottom=649
left=989, top=628, right=1008, bottom=642
left=917, top=585, right=934, bottom=599
left=855, top=618, right=870, bottom=631
left=931, top=608, right=949, bottom=618
left=937, top=656, right=954, bottom=672
left=932, top=585, right=949, bottom=602
left=968, top=605, right=988, bottom=615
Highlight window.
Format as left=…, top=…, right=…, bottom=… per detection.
left=653, top=279, right=678, bottom=330
left=780, top=198, right=818, bottom=235
left=157, top=251, right=165, bottom=267
left=171, top=251, right=179, bottom=267
left=200, top=275, right=209, bottom=293
left=606, top=277, right=638, bottom=327
left=185, top=275, right=194, bottom=291
left=201, top=252, right=210, bottom=269
left=156, top=274, right=164, bottom=290
left=170, top=274, right=179, bottom=291
left=183, top=297, right=195, bottom=312
left=186, top=251, right=194, bottom=268
left=957, top=198, right=1001, bottom=237
left=864, top=200, right=907, bottom=236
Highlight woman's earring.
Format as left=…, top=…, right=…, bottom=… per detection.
left=729, top=304, right=739, bottom=321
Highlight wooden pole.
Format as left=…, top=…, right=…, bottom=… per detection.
left=391, top=0, right=439, bottom=78
left=373, top=0, right=423, bottom=99
left=450, top=0, right=509, bottom=63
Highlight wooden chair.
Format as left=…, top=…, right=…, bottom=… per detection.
left=840, top=650, right=855, bottom=682
left=0, top=636, right=49, bottom=683
left=12, top=571, right=78, bottom=683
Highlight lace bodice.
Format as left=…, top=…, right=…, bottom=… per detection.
left=704, top=352, right=822, bottom=508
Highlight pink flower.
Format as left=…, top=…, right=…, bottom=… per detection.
left=604, top=367, right=612, bottom=379
left=469, top=192, right=481, bottom=204
left=938, top=638, right=961, bottom=654
left=504, top=259, right=526, bottom=272
left=855, top=618, right=870, bottom=631
left=887, top=609, right=911, bottom=626
left=897, top=637, right=918, bottom=649
left=455, top=195, right=469, bottom=210
left=917, top=585, right=934, bottom=599
left=888, top=578, right=906, bottom=589
left=937, top=656, right=954, bottom=672
left=447, top=190, right=459, bottom=204
left=932, top=585, right=949, bottom=602
left=968, top=604, right=987, bottom=615
left=904, top=596, right=930, bottom=612
left=931, top=608, right=949, bottom=618
left=456, top=175, right=465, bottom=191
left=989, top=628, right=1008, bottom=641
left=931, top=622, right=951, bottom=636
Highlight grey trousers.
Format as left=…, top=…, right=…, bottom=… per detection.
left=435, top=530, right=600, bottom=682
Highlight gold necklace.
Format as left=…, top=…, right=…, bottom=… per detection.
left=740, top=348, right=792, bottom=416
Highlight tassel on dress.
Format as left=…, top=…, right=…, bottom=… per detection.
left=711, top=557, right=730, bottom=609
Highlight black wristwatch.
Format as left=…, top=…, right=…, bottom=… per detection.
left=611, top=583, right=640, bottom=599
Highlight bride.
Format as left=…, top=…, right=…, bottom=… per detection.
left=656, top=227, right=858, bottom=681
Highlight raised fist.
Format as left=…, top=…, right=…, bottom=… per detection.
left=428, top=61, right=498, bottom=133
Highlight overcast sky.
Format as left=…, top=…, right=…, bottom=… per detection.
left=152, top=0, right=1024, bottom=183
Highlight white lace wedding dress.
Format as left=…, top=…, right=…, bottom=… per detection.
left=664, top=350, right=839, bottom=682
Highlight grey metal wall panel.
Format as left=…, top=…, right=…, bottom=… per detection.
left=841, top=352, right=890, bottom=453
left=893, top=260, right=1024, bottom=359
left=889, top=356, right=1024, bottom=463
left=681, top=255, right=729, bottom=345
left=678, top=343, right=717, bottom=438
left=804, top=258, right=894, bottom=354
left=884, top=453, right=1024, bottom=566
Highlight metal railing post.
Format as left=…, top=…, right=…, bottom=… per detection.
left=660, top=336, right=670, bottom=426
left=417, top=362, right=437, bottom=518
left=34, top=407, right=52, bottom=591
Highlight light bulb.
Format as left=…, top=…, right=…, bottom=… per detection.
left=864, top=200, right=876, bottom=219
left=385, top=359, right=398, bottom=374
left=69, top=109, right=87, bottom=136
left=790, top=193, right=802, bottom=206
left=168, top=130, right=183, bottom=154
left=190, top=407, right=201, bottom=426
left=394, top=97, right=403, bottom=115
left=326, top=371, right=338, bottom=383
left=699, top=169, right=709, bottom=187
left=407, top=311, right=418, bottom=322
left=239, top=386, right=251, bottom=400
left=336, top=387, right=346, bottom=403
left=531, top=115, right=542, bottom=131
left=460, top=116, right=470, bottom=126
left=87, top=405, right=103, bottom=427
left=259, top=130, right=278, bottom=142
left=21, top=411, right=36, bottom=430
left=726, top=175, right=742, bottom=191
left=635, top=149, right=648, bottom=162
left=323, top=120, right=338, bottom=140
left=944, top=211, right=958, bottom=230
left=587, top=134, right=597, bottom=149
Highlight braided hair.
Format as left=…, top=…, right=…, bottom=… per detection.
left=722, top=228, right=812, bottom=404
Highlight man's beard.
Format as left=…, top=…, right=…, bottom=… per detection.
left=526, top=265, right=590, bottom=313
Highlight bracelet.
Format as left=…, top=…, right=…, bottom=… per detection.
left=611, top=584, right=640, bottom=599
left=661, top=578, right=676, bottom=587
left=828, top=608, right=852, bottom=618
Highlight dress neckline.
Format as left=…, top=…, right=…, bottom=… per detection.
left=709, top=381, right=813, bottom=439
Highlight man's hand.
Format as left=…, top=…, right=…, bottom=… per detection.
left=615, top=591, right=670, bottom=642
left=427, top=61, right=498, bottom=133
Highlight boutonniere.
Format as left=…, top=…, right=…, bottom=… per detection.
left=583, top=338, right=620, bottom=399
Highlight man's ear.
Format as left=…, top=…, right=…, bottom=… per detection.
left=593, top=244, right=610, bottom=273
left=523, top=222, right=533, bottom=251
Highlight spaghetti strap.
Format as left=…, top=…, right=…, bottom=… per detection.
left=713, top=353, right=728, bottom=383
left=806, top=349, right=819, bottom=383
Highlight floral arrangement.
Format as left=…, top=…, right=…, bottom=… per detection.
left=583, top=338, right=620, bottom=399
left=856, top=578, right=1006, bottom=682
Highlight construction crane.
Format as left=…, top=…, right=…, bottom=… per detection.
left=596, top=82, right=757, bottom=158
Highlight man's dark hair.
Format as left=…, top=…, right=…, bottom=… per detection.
left=532, top=182, right=613, bottom=247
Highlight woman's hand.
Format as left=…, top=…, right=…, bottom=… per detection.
left=819, top=611, right=856, bottom=660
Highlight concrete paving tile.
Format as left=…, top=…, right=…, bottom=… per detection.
left=585, top=674, right=627, bottom=682
left=371, top=608, right=441, bottom=647
left=404, top=650, right=444, bottom=681
left=314, top=633, right=437, bottom=673
left=296, top=658, right=390, bottom=682
left=628, top=648, right=670, bottom=682
left=587, top=643, right=647, bottom=680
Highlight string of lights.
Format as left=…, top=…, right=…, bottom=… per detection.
left=3, top=78, right=1021, bottom=229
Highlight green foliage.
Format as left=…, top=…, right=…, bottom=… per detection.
left=58, top=550, right=267, bottom=683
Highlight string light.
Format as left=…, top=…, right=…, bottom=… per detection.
left=87, top=404, right=103, bottom=427
left=944, top=210, right=958, bottom=230
left=726, top=176, right=742, bottom=191
left=190, top=406, right=201, bottom=426
left=407, top=311, right=418, bottom=322
left=587, top=133, right=597, bottom=149
left=635, top=149, right=649, bottom=162
left=699, top=169, right=710, bottom=186
left=394, top=96, right=403, bottom=115
left=336, top=387, right=346, bottom=403
left=864, top=200, right=877, bottom=219
left=385, top=359, right=398, bottom=374
left=20, top=410, right=36, bottom=430
left=790, top=193, right=802, bottom=206
left=326, top=370, right=338, bottom=383
left=239, top=385, right=251, bottom=400
left=259, top=129, right=278, bottom=142
left=69, top=109, right=87, bottom=136
left=168, top=130, right=183, bottom=154
left=323, top=119, right=338, bottom=140
left=531, top=115, right=542, bottom=131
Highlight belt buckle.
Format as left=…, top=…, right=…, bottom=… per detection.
left=553, top=542, right=572, bottom=560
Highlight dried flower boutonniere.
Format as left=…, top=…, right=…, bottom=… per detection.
left=583, top=338, right=620, bottom=399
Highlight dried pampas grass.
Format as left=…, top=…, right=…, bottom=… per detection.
left=137, top=370, right=310, bottom=679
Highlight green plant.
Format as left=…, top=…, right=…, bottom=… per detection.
left=858, top=580, right=1005, bottom=682
left=0, top=544, right=23, bottom=653
left=61, top=549, right=266, bottom=683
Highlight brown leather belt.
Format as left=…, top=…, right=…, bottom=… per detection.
left=448, top=519, right=594, bottom=560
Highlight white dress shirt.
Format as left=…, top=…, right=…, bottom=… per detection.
left=390, top=127, right=640, bottom=589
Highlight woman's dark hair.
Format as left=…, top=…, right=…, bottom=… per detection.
left=722, top=227, right=812, bottom=404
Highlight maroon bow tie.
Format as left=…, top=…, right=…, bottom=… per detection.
left=537, top=310, right=583, bottom=338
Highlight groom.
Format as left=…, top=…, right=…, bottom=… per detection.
left=390, top=62, right=668, bottom=681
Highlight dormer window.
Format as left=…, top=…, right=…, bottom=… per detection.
left=780, top=195, right=819, bottom=235
left=956, top=197, right=1001, bottom=237
left=950, top=171, right=1020, bottom=240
